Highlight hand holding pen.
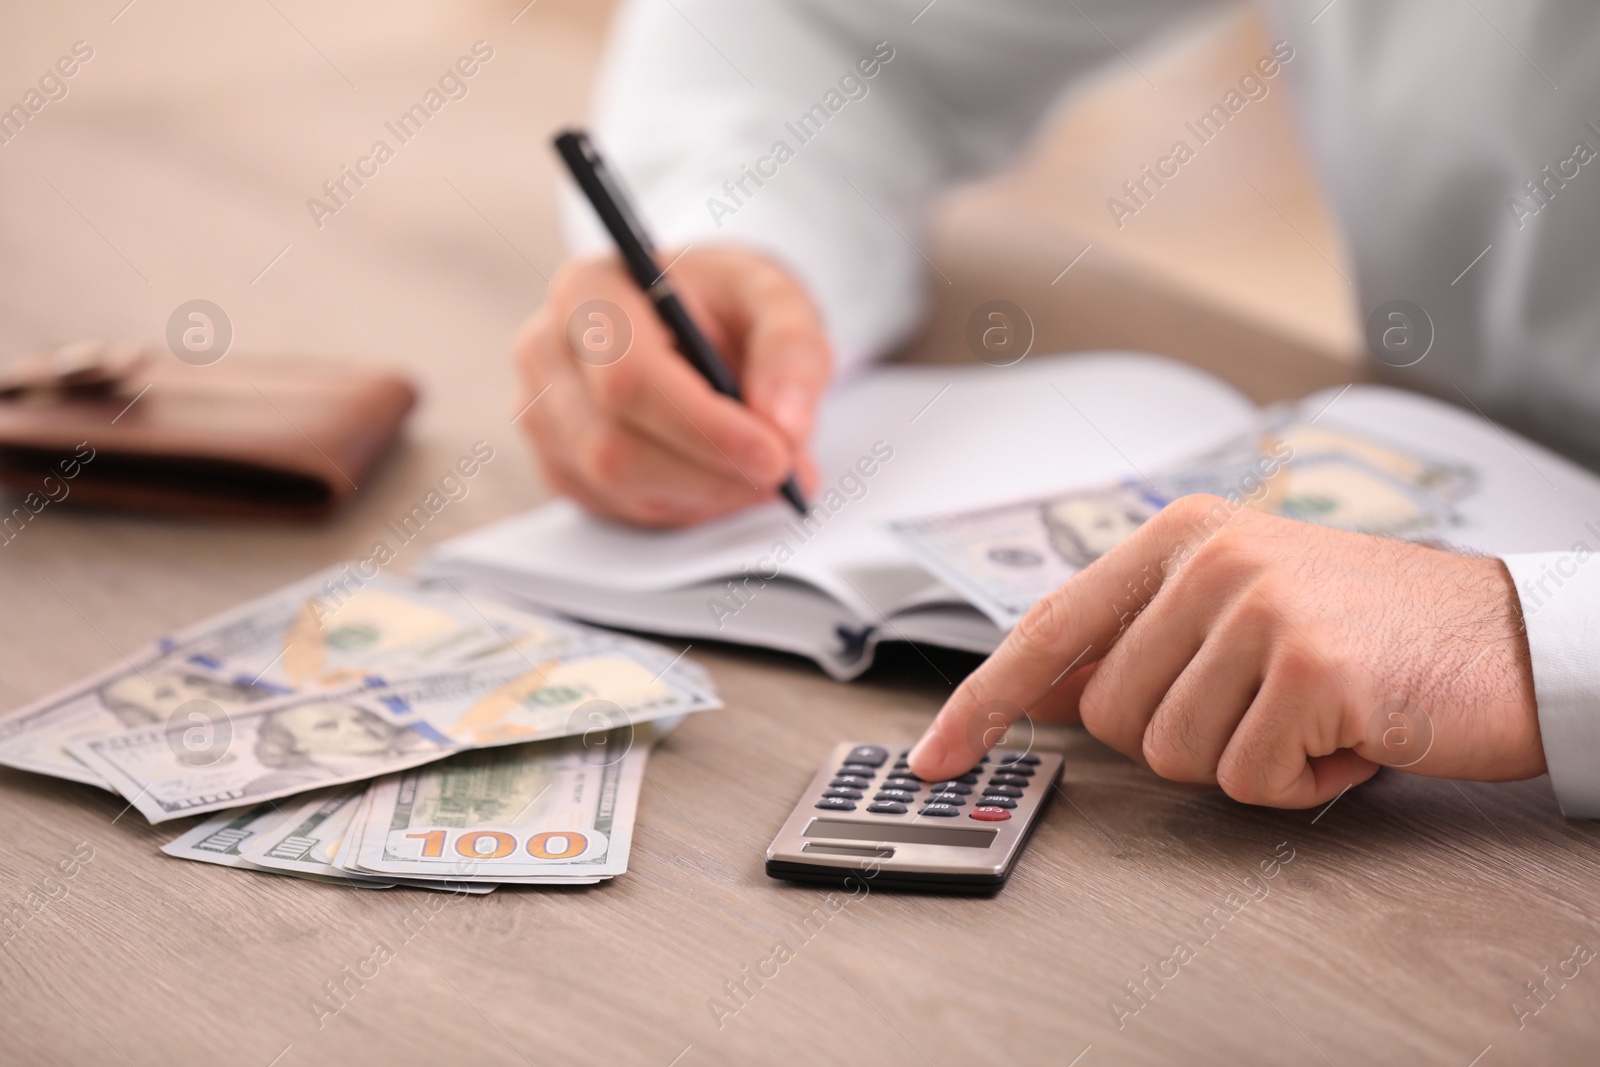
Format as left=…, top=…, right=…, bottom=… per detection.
left=505, top=129, right=828, bottom=526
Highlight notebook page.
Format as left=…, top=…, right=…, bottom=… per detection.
left=426, top=352, right=1259, bottom=618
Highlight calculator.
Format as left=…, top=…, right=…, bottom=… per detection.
left=765, top=742, right=1063, bottom=894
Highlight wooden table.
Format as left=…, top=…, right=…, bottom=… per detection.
left=3, top=2, right=1598, bottom=1065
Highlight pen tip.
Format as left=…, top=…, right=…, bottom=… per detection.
left=780, top=478, right=808, bottom=517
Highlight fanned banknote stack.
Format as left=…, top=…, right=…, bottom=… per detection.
left=0, top=566, right=720, bottom=892
left=891, top=418, right=1477, bottom=627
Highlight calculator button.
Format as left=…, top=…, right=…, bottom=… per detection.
left=846, top=746, right=890, bottom=767
left=996, top=753, right=1041, bottom=766
left=927, top=782, right=972, bottom=795
left=839, top=763, right=879, bottom=776
left=875, top=790, right=917, bottom=803
left=882, top=777, right=922, bottom=791
left=920, top=804, right=961, bottom=817
left=970, top=807, right=1012, bottom=822
left=988, top=774, right=1031, bottom=788
left=982, top=785, right=1024, bottom=798
left=923, top=794, right=965, bottom=806
left=830, top=776, right=872, bottom=790
left=973, top=796, right=1016, bottom=808
left=867, top=801, right=908, bottom=815
left=949, top=773, right=980, bottom=785
left=994, top=764, right=1036, bottom=776
left=815, top=797, right=857, bottom=811
left=823, top=788, right=863, bottom=800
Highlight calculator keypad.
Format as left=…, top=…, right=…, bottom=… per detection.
left=810, top=746, right=1049, bottom=823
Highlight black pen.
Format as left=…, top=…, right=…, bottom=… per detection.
left=553, top=128, right=809, bottom=517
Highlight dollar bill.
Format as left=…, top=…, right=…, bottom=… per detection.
left=1147, top=421, right=1474, bottom=535
left=0, top=566, right=660, bottom=786
left=0, top=651, right=268, bottom=788
left=243, top=787, right=494, bottom=892
left=892, top=419, right=1476, bottom=627
left=328, top=779, right=537, bottom=887
left=892, top=483, right=1158, bottom=626
left=159, top=799, right=390, bottom=887
left=331, top=781, right=379, bottom=873
left=67, top=644, right=717, bottom=823
left=163, top=569, right=593, bottom=693
left=344, top=729, right=648, bottom=882
left=1271, top=421, right=1474, bottom=502
left=239, top=788, right=395, bottom=884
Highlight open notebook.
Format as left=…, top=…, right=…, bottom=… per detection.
left=422, top=353, right=1600, bottom=679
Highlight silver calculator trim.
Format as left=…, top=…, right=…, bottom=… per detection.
left=765, top=742, right=1063, bottom=889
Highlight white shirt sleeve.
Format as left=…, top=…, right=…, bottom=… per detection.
left=1501, top=552, right=1600, bottom=817
left=566, top=0, right=1219, bottom=375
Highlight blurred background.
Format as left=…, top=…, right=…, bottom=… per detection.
left=0, top=0, right=1361, bottom=617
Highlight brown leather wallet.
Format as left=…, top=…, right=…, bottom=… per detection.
left=0, top=343, right=418, bottom=521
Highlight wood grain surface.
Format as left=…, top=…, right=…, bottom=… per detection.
left=1, top=2, right=1596, bottom=1065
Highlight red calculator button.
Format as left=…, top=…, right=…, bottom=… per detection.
left=970, top=807, right=1011, bottom=822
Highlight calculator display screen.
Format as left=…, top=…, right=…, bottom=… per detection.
left=804, top=819, right=997, bottom=849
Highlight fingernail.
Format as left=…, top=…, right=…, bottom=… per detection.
left=908, top=729, right=948, bottom=776
left=767, top=382, right=814, bottom=444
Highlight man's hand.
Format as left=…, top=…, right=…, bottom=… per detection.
left=908, top=495, right=1543, bottom=807
left=512, top=247, right=832, bottom=526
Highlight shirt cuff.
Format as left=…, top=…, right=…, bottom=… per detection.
left=1501, top=551, right=1600, bottom=817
